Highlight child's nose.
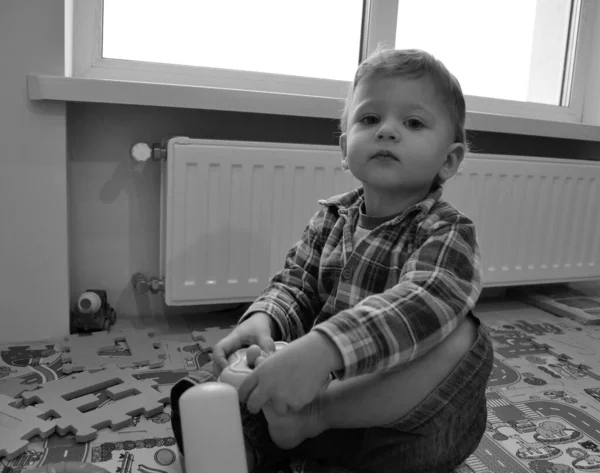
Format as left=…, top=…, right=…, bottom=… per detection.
left=377, top=131, right=397, bottom=140
left=376, top=122, right=399, bottom=141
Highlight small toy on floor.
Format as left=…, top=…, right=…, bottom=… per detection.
left=70, top=289, right=116, bottom=334
left=218, top=341, right=288, bottom=390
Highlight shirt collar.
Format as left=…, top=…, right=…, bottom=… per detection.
left=319, top=185, right=443, bottom=221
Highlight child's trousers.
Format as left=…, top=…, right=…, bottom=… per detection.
left=170, top=313, right=494, bottom=473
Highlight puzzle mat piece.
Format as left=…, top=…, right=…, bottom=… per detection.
left=487, top=327, right=554, bottom=365
left=127, top=339, right=212, bottom=379
left=0, top=343, right=61, bottom=377
left=479, top=301, right=600, bottom=339
left=57, top=330, right=166, bottom=373
left=157, top=339, right=212, bottom=371
left=496, top=382, right=590, bottom=406
left=487, top=328, right=600, bottom=403
left=531, top=328, right=600, bottom=362
left=483, top=312, right=600, bottom=370
left=143, top=341, right=190, bottom=372
left=192, top=326, right=234, bottom=347
left=0, top=393, right=56, bottom=460
left=492, top=361, right=568, bottom=393
left=504, top=348, right=596, bottom=381
left=510, top=285, right=600, bottom=326
left=0, top=436, right=46, bottom=470
left=482, top=409, right=600, bottom=471
left=20, top=366, right=170, bottom=443
left=86, top=431, right=351, bottom=473
left=90, top=404, right=174, bottom=439
left=191, top=331, right=205, bottom=342
left=130, top=367, right=190, bottom=393
left=0, top=409, right=178, bottom=470
left=0, top=365, right=19, bottom=378
left=480, top=312, right=574, bottom=335
left=487, top=358, right=566, bottom=396
left=85, top=434, right=182, bottom=473
left=510, top=328, right=600, bottom=380
left=0, top=376, right=40, bottom=398
left=483, top=377, right=600, bottom=470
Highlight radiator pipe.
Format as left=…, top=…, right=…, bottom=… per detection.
left=131, top=272, right=165, bottom=295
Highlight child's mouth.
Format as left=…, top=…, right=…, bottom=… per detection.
left=371, top=151, right=398, bottom=161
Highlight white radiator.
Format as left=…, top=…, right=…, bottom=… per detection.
left=160, top=136, right=600, bottom=305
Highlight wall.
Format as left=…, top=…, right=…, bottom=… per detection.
left=68, top=102, right=600, bottom=318
left=0, top=0, right=69, bottom=343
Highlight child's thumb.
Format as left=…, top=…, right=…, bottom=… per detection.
left=258, top=336, right=276, bottom=356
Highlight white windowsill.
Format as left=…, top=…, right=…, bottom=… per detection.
left=27, top=74, right=600, bottom=142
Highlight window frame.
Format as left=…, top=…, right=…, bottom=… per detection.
left=70, top=0, right=597, bottom=124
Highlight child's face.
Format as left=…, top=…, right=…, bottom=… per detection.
left=340, top=75, right=463, bottom=197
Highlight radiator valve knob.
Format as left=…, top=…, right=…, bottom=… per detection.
left=131, top=143, right=152, bottom=163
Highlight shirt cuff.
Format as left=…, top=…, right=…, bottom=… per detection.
left=238, top=302, right=288, bottom=342
left=312, top=316, right=376, bottom=379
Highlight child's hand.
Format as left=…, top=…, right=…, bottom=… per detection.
left=262, top=395, right=325, bottom=450
left=238, top=332, right=341, bottom=415
left=212, top=312, right=277, bottom=375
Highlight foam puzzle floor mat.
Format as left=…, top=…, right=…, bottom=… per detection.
left=4, top=303, right=600, bottom=473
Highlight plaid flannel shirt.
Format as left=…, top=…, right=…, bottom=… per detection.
left=240, top=186, right=482, bottom=380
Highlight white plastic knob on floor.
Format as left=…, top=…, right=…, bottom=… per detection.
left=77, top=291, right=101, bottom=313
left=179, top=382, right=248, bottom=473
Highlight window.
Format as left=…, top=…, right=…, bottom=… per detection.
left=395, top=0, right=571, bottom=106
left=391, top=0, right=595, bottom=122
left=72, top=0, right=597, bottom=123
left=103, top=0, right=363, bottom=82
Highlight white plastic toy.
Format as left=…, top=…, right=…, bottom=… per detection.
left=179, top=382, right=248, bottom=473
left=178, top=342, right=288, bottom=473
left=218, top=341, right=288, bottom=390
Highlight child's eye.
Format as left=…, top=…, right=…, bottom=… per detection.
left=360, top=115, right=379, bottom=125
left=405, top=118, right=425, bottom=129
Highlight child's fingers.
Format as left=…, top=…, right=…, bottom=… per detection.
left=258, top=336, right=276, bottom=356
left=212, top=335, right=241, bottom=371
left=269, top=399, right=289, bottom=416
left=211, top=347, right=228, bottom=371
left=254, top=354, right=266, bottom=367
left=246, top=344, right=262, bottom=368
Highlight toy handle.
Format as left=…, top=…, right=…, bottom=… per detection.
left=179, top=382, right=248, bottom=473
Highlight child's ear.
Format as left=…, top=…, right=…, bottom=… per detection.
left=438, top=142, right=465, bottom=181
left=339, top=133, right=349, bottom=170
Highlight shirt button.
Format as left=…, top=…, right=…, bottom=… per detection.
left=341, top=266, right=354, bottom=280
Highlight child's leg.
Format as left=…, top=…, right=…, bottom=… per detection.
left=319, top=313, right=479, bottom=430
left=266, top=313, right=488, bottom=451
left=291, top=313, right=494, bottom=473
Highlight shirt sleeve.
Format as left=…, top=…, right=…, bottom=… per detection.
left=313, top=216, right=482, bottom=379
left=238, top=209, right=325, bottom=341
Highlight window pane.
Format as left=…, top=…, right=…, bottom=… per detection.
left=103, top=0, right=363, bottom=82
left=394, top=0, right=573, bottom=105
